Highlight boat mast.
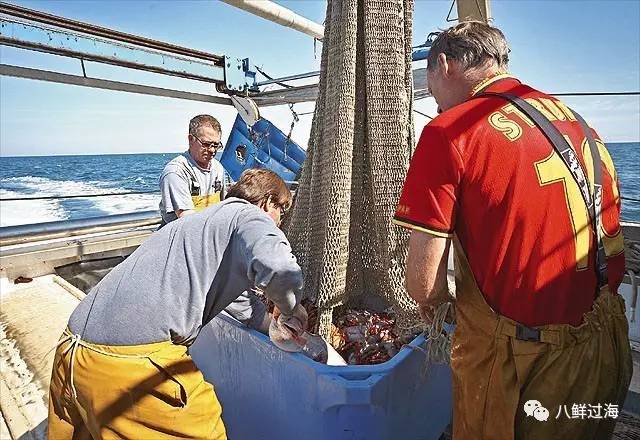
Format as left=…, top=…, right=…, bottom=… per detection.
left=220, top=0, right=324, bottom=40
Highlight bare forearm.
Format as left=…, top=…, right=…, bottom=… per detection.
left=409, top=278, right=450, bottom=307
left=405, top=231, right=451, bottom=307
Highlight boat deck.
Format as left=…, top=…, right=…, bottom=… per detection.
left=1, top=273, right=639, bottom=439
left=0, top=275, right=83, bottom=440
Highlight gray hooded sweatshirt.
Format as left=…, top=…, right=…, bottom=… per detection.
left=68, top=197, right=303, bottom=346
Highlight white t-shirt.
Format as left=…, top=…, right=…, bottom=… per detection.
left=159, top=152, right=227, bottom=223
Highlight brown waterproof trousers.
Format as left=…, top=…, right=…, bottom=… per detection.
left=451, top=240, right=632, bottom=440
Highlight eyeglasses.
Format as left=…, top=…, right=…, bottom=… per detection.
left=191, top=134, right=223, bottom=151
left=267, top=197, right=287, bottom=216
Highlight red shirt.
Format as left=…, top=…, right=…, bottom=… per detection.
left=394, top=75, right=625, bottom=326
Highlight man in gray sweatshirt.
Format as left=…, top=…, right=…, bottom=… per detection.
left=48, top=169, right=306, bottom=440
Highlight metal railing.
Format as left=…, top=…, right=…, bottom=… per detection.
left=0, top=210, right=161, bottom=246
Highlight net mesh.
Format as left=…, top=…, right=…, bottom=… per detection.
left=285, top=0, right=422, bottom=339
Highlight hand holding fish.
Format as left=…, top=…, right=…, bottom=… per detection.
left=269, top=303, right=309, bottom=351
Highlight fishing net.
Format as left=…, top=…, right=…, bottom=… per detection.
left=285, top=0, right=426, bottom=345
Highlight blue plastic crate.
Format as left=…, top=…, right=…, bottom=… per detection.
left=220, top=114, right=306, bottom=184
left=190, top=313, right=453, bottom=440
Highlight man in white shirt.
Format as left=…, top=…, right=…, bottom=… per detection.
left=159, top=114, right=227, bottom=224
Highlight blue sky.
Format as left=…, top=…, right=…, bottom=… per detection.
left=0, top=0, right=638, bottom=156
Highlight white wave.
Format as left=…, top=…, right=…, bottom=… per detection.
left=1, top=176, right=116, bottom=197
left=0, top=176, right=160, bottom=226
left=0, top=188, right=68, bottom=227
left=92, top=193, right=161, bottom=216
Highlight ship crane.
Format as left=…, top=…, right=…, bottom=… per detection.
left=0, top=0, right=443, bottom=114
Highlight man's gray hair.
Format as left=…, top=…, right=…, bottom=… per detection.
left=427, top=21, right=510, bottom=71
left=189, top=114, right=221, bottom=136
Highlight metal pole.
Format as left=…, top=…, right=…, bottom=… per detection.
left=0, top=2, right=224, bottom=64
left=0, top=64, right=233, bottom=105
left=0, top=211, right=161, bottom=247
left=220, top=0, right=324, bottom=40
left=0, top=19, right=225, bottom=83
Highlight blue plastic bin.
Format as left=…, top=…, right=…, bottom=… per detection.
left=220, top=114, right=306, bottom=184
left=190, top=313, right=453, bottom=440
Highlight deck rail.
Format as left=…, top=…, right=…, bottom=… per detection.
left=0, top=211, right=161, bottom=246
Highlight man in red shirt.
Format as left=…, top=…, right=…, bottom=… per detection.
left=394, top=21, right=631, bottom=439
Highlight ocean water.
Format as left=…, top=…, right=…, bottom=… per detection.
left=0, top=143, right=638, bottom=227
left=610, top=142, right=640, bottom=223
left=0, top=153, right=171, bottom=227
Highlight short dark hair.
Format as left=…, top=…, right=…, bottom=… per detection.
left=427, top=21, right=510, bottom=71
left=189, top=114, right=221, bottom=136
left=227, top=168, right=292, bottom=210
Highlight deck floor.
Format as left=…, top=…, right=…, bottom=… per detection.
left=1, top=274, right=639, bottom=438
left=0, top=275, right=82, bottom=440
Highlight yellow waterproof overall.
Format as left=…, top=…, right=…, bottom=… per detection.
left=192, top=194, right=221, bottom=212
left=451, top=239, right=632, bottom=440
left=48, top=330, right=226, bottom=439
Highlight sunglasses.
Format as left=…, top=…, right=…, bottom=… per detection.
left=192, top=134, right=223, bottom=151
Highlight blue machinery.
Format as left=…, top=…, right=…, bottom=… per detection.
left=221, top=114, right=306, bottom=183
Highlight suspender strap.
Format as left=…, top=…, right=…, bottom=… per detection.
left=477, top=92, right=608, bottom=288
left=574, top=112, right=609, bottom=287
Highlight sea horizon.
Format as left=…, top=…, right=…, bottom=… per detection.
left=1, top=140, right=638, bottom=158
left=1, top=142, right=638, bottom=226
